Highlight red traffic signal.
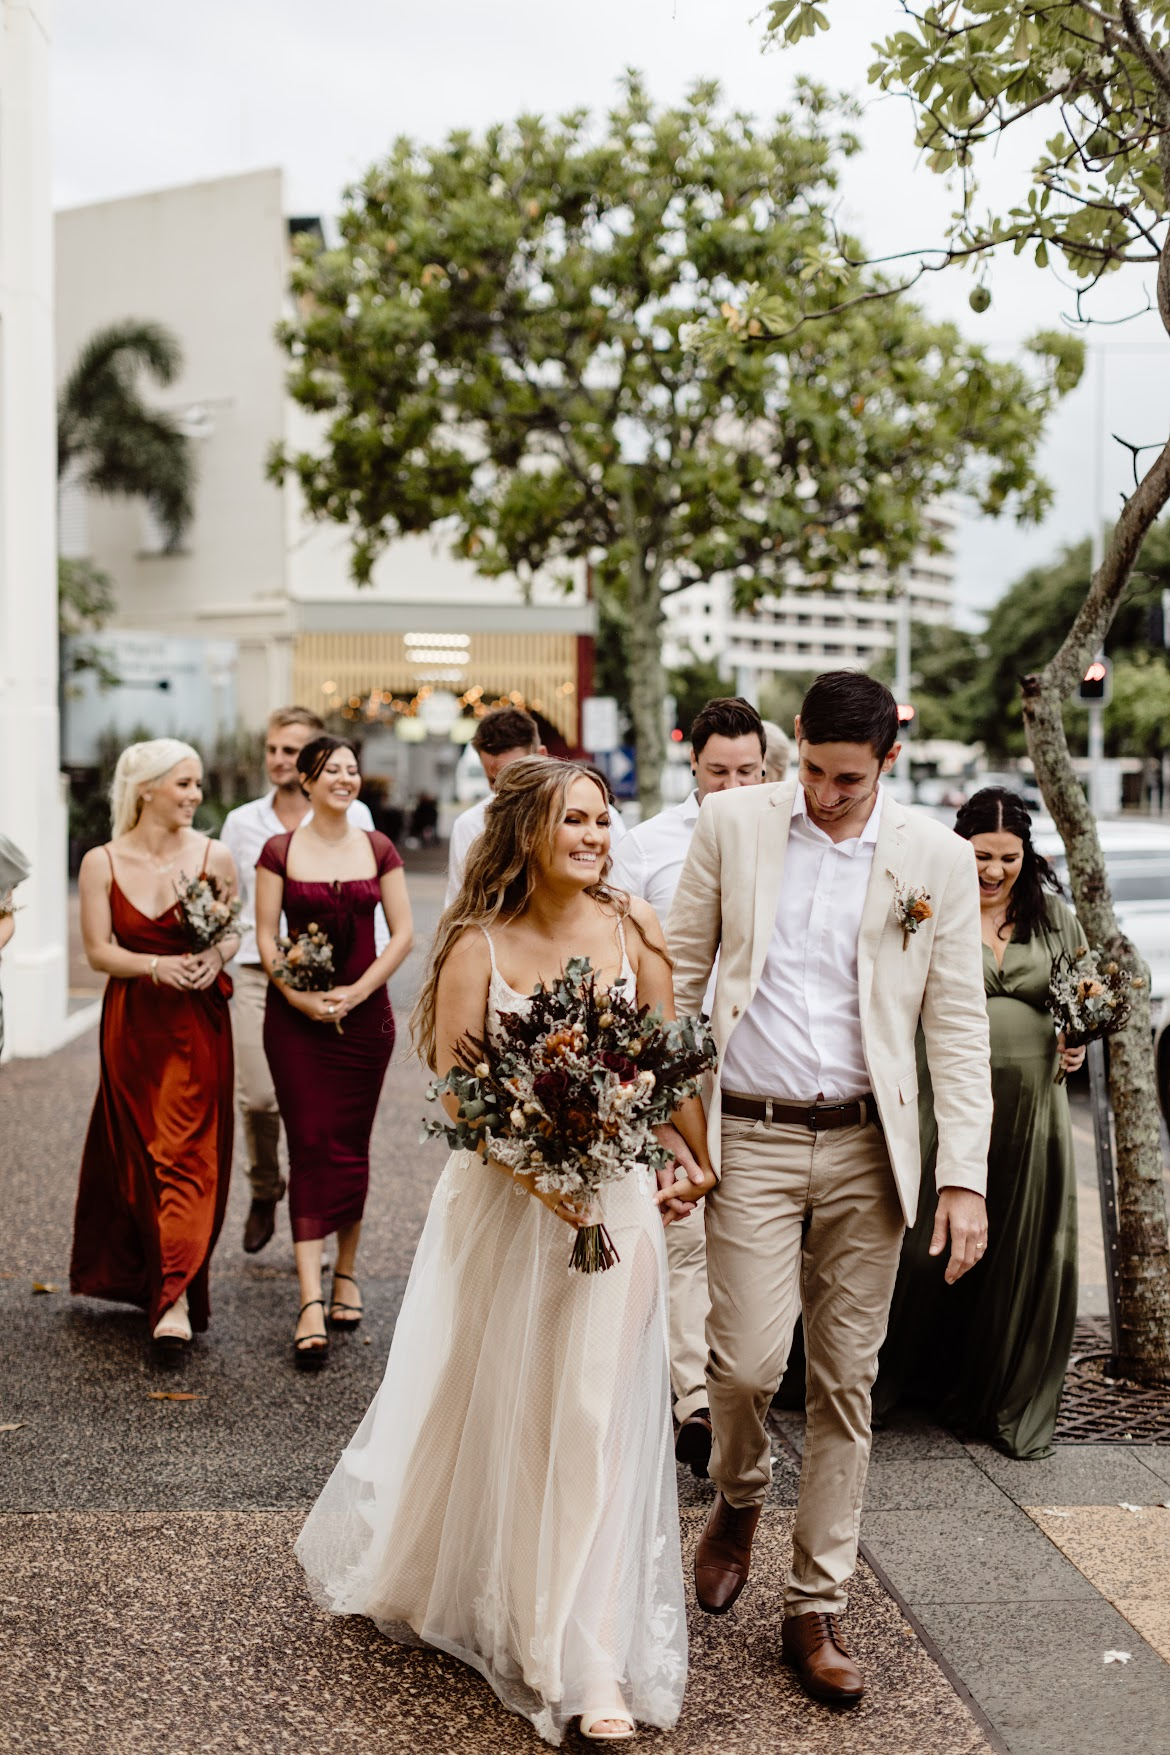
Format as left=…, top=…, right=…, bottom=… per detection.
left=1076, top=658, right=1112, bottom=706
left=896, top=703, right=916, bottom=725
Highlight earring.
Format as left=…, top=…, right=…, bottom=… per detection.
left=143, top=792, right=153, bottom=801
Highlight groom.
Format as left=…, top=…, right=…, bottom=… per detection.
left=666, top=671, right=991, bottom=1707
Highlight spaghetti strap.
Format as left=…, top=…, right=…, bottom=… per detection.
left=200, top=836, right=213, bottom=877
left=102, top=844, right=116, bottom=883
left=616, top=917, right=627, bottom=960
left=478, top=924, right=499, bottom=977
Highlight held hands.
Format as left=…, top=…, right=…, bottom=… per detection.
left=652, top=1123, right=717, bottom=1225
left=525, top=1177, right=594, bottom=1230
left=930, top=1188, right=989, bottom=1285
left=1057, top=1032, right=1086, bottom=1077
left=295, top=986, right=362, bottom=1025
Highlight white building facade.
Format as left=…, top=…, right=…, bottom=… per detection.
left=0, top=0, right=74, bottom=1060
left=55, top=169, right=595, bottom=780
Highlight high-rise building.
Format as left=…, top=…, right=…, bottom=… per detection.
left=662, top=504, right=958, bottom=694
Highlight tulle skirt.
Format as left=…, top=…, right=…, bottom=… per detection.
left=296, top=1149, right=687, bottom=1745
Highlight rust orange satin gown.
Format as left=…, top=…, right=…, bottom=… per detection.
left=70, top=858, right=234, bottom=1331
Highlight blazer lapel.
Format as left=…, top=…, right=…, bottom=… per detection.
left=857, top=793, right=907, bottom=1021
left=750, top=781, right=797, bottom=990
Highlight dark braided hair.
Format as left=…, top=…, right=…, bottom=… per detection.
left=954, top=787, right=1063, bottom=944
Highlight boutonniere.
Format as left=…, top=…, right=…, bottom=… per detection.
left=889, top=873, right=932, bottom=951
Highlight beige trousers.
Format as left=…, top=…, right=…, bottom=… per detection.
left=231, top=964, right=285, bottom=1201
left=705, top=1114, right=904, bottom=1617
left=665, top=1206, right=710, bottom=1423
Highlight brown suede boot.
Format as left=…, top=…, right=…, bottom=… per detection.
left=693, top=1492, right=762, bottom=1614
left=781, top=1612, right=865, bottom=1707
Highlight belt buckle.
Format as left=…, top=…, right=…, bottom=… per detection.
left=808, top=1101, right=846, bottom=1132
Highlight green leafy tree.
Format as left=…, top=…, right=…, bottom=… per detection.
left=872, top=621, right=986, bottom=743
left=57, top=319, right=194, bottom=545
left=272, top=75, right=1071, bottom=812
left=56, top=320, right=195, bottom=689
left=759, top=1, right=1170, bottom=1382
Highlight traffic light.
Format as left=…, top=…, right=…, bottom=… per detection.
left=896, top=703, right=916, bottom=726
left=1076, top=658, right=1112, bottom=707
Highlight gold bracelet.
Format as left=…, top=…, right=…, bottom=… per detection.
left=149, top=956, right=159, bottom=985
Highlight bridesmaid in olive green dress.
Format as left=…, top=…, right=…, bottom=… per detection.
left=875, top=788, right=1085, bottom=1460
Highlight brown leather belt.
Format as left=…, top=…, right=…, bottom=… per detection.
left=722, top=1091, right=881, bottom=1132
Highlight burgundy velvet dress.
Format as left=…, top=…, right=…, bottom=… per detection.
left=71, top=845, right=234, bottom=1332
left=259, top=829, right=402, bottom=1243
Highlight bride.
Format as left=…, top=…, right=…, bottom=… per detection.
left=297, top=759, right=714, bottom=1744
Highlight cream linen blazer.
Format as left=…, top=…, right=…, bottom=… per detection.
left=665, top=780, right=992, bottom=1225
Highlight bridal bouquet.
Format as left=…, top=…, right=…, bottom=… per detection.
left=424, top=955, right=717, bottom=1273
left=273, top=924, right=343, bottom=1033
left=174, top=872, right=241, bottom=950
left=1046, top=943, right=1144, bottom=1084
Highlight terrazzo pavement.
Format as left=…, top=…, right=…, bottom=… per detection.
left=1, top=870, right=1167, bottom=1752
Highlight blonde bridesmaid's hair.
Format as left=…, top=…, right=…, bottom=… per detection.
left=109, top=738, right=201, bottom=838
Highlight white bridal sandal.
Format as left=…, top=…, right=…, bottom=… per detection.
left=578, top=1709, right=636, bottom=1742
left=152, top=1289, right=192, bottom=1349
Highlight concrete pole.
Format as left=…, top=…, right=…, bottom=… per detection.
left=1088, top=345, right=1108, bottom=819
left=894, top=584, right=911, bottom=787
left=0, top=0, right=72, bottom=1058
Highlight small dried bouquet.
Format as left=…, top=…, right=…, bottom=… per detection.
left=174, top=872, right=241, bottom=950
left=273, top=923, right=342, bottom=1032
left=1046, top=943, right=1144, bottom=1084
left=424, top=955, right=717, bottom=1273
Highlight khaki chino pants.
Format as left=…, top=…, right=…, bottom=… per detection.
left=231, top=964, right=284, bottom=1202
left=665, top=1206, right=710, bottom=1424
left=705, top=1112, right=904, bottom=1617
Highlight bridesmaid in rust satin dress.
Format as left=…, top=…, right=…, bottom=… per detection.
left=72, top=739, right=240, bottom=1349
left=255, top=735, right=413, bottom=1367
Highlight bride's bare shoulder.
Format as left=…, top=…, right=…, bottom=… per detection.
left=441, top=924, right=493, bottom=981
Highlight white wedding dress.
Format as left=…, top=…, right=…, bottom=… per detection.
left=296, top=926, right=687, bottom=1745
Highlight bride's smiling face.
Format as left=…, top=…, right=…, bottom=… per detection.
left=541, top=774, right=611, bottom=887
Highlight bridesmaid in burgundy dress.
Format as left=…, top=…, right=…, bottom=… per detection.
left=255, top=735, right=413, bottom=1368
left=72, top=739, right=239, bottom=1351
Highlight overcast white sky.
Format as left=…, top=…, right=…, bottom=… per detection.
left=52, top=0, right=1170, bottom=627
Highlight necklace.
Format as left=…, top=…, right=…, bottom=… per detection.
left=305, top=819, right=352, bottom=849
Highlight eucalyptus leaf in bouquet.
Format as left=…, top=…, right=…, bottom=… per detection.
left=423, top=954, right=716, bottom=1273
left=1046, top=943, right=1144, bottom=1085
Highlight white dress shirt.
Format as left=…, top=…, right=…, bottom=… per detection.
left=720, top=786, right=884, bottom=1101
left=609, top=792, right=701, bottom=921
left=444, top=788, right=628, bottom=910
left=220, top=790, right=381, bottom=966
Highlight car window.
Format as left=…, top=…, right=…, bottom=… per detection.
left=1048, top=855, right=1170, bottom=902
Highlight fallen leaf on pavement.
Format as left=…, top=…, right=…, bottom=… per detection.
left=0, top=1423, right=26, bottom=1433
left=1103, top=1651, right=1132, bottom=1665
left=1118, top=1502, right=1144, bottom=1514
left=146, top=1391, right=205, bottom=1402
left=31, top=1282, right=59, bottom=1294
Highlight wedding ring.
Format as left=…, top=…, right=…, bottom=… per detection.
left=327, top=1003, right=336, bottom=1013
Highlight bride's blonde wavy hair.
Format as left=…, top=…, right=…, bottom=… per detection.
left=412, top=757, right=658, bottom=1071
left=109, top=738, right=201, bottom=839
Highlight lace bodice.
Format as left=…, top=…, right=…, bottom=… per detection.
left=480, top=925, right=634, bottom=1039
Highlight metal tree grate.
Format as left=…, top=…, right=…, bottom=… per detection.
left=1053, top=1318, right=1170, bottom=1443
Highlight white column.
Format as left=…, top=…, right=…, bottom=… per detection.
left=0, top=0, right=72, bottom=1058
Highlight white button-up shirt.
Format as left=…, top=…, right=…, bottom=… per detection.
left=444, top=788, right=628, bottom=910
left=720, top=786, right=884, bottom=1101
left=220, top=790, right=380, bottom=965
left=609, top=792, right=700, bottom=922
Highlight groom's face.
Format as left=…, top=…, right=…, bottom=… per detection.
left=795, top=732, right=899, bottom=831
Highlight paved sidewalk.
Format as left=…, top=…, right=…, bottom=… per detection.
left=1, top=872, right=1167, bottom=1752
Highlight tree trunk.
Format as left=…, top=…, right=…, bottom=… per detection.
left=1021, top=435, right=1170, bottom=1386
left=619, top=475, right=666, bottom=818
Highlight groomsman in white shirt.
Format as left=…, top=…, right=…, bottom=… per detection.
left=221, top=706, right=382, bottom=1253
left=611, top=697, right=771, bottom=1477
left=444, top=707, right=547, bottom=910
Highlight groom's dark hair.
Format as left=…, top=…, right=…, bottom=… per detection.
left=799, top=671, right=900, bottom=762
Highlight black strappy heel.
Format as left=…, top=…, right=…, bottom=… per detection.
left=329, top=1271, right=363, bottom=1330
left=294, top=1298, right=329, bottom=1370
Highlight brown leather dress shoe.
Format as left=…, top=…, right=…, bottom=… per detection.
left=243, top=1195, right=279, bottom=1254
left=674, top=1408, right=713, bottom=1478
left=781, top=1612, right=865, bottom=1707
left=694, top=1492, right=762, bottom=1614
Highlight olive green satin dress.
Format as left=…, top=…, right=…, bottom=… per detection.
left=874, top=897, right=1082, bottom=1460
